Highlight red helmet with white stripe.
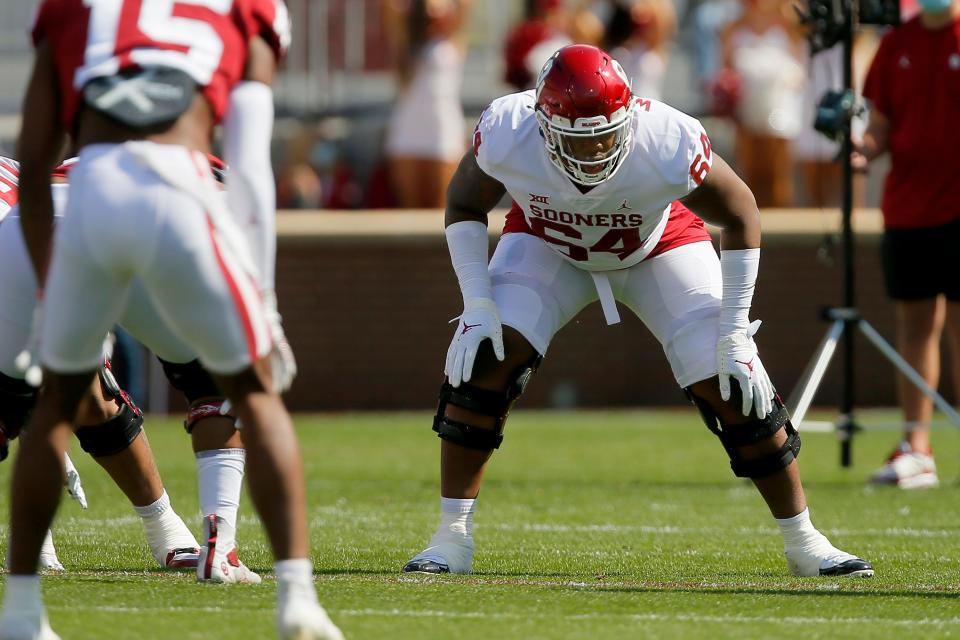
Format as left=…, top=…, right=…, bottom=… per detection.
left=535, top=44, right=635, bottom=186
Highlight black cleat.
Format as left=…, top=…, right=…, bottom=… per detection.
left=819, top=558, right=874, bottom=577
left=402, top=559, right=450, bottom=574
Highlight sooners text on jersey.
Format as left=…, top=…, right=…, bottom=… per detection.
left=32, top=0, right=291, bottom=129
left=474, top=91, right=713, bottom=271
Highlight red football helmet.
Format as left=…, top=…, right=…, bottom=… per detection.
left=535, top=44, right=635, bottom=185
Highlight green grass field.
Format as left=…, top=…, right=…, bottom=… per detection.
left=1, top=410, right=959, bottom=639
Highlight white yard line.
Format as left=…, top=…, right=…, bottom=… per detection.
left=50, top=605, right=960, bottom=627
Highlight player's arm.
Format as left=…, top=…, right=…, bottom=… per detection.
left=17, top=39, right=66, bottom=284
left=852, top=107, right=890, bottom=170
left=681, top=153, right=773, bottom=416
left=443, top=150, right=508, bottom=385
left=680, top=153, right=759, bottom=251
left=223, top=35, right=277, bottom=293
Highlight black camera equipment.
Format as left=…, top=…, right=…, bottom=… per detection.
left=786, top=0, right=960, bottom=466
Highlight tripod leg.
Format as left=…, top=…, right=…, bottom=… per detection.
left=858, top=320, right=960, bottom=428
left=788, top=319, right=846, bottom=428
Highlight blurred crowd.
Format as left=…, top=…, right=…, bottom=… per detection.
left=274, top=0, right=895, bottom=211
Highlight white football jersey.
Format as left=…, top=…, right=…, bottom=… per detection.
left=474, top=91, right=713, bottom=271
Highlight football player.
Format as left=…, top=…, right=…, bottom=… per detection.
left=0, top=156, right=259, bottom=583
left=0, top=1, right=341, bottom=639
left=403, top=45, right=873, bottom=579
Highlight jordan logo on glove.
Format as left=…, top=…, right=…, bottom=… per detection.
left=461, top=322, right=481, bottom=335
left=735, top=358, right=755, bottom=374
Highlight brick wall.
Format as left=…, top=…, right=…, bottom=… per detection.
left=254, top=210, right=954, bottom=412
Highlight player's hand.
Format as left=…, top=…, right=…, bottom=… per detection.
left=14, top=295, right=44, bottom=387
left=445, top=298, right=505, bottom=387
left=716, top=319, right=774, bottom=417
left=262, top=291, right=297, bottom=393
left=64, top=453, right=88, bottom=509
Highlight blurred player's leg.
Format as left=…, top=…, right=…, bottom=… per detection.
left=1, top=371, right=90, bottom=639
left=212, top=367, right=340, bottom=638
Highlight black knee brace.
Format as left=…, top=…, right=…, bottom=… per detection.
left=433, top=355, right=542, bottom=451
left=157, top=358, right=231, bottom=433
left=0, top=371, right=38, bottom=460
left=75, top=403, right=144, bottom=458
left=687, top=391, right=801, bottom=478
left=159, top=358, right=222, bottom=404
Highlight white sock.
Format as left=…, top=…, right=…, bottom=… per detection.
left=196, top=448, right=245, bottom=533
left=776, top=507, right=852, bottom=574
left=438, top=497, right=476, bottom=538
left=275, top=558, right=317, bottom=601
left=2, top=575, right=43, bottom=615
left=775, top=507, right=818, bottom=548
left=134, top=490, right=199, bottom=559
left=40, top=530, right=57, bottom=558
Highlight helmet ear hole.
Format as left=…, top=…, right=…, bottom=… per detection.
left=534, top=44, right=634, bottom=186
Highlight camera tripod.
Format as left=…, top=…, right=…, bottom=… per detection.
left=787, top=0, right=960, bottom=466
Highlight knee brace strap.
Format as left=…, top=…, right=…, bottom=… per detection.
left=0, top=371, right=38, bottom=445
left=184, top=398, right=236, bottom=434
left=434, top=416, right=505, bottom=451
left=687, top=391, right=801, bottom=479
left=432, top=354, right=543, bottom=452
left=75, top=404, right=144, bottom=458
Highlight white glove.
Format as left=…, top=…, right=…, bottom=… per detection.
left=64, top=452, right=88, bottom=509
left=14, top=296, right=44, bottom=387
left=262, top=291, right=297, bottom=393
left=445, top=298, right=505, bottom=388
left=716, top=319, right=775, bottom=417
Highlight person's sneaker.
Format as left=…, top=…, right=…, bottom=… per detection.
left=785, top=530, right=874, bottom=577
left=0, top=612, right=61, bottom=640
left=197, top=514, right=261, bottom=584
left=163, top=547, right=201, bottom=569
left=402, top=534, right=474, bottom=574
left=277, top=589, right=345, bottom=640
left=142, top=507, right=202, bottom=569
left=869, top=441, right=939, bottom=489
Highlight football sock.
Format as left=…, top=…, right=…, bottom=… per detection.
left=2, top=574, right=43, bottom=613
left=777, top=508, right=854, bottom=575
left=134, top=489, right=199, bottom=561
left=196, top=448, right=245, bottom=547
left=439, top=497, right=476, bottom=538
left=276, top=558, right=317, bottom=601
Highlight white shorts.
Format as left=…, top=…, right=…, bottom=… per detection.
left=40, top=142, right=271, bottom=375
left=490, top=235, right=723, bottom=388
left=1, top=209, right=199, bottom=379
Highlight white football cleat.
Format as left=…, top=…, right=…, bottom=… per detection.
left=869, top=442, right=939, bottom=489
left=402, top=531, right=474, bottom=574
left=277, top=588, right=344, bottom=640
left=141, top=506, right=201, bottom=569
left=0, top=612, right=61, bottom=640
left=784, top=530, right=874, bottom=578
left=197, top=514, right=261, bottom=584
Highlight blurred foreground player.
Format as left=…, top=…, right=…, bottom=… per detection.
left=403, top=45, right=873, bottom=579
left=1, top=156, right=259, bottom=581
left=0, top=1, right=342, bottom=639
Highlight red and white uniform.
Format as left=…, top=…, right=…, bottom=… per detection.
left=29, top=0, right=288, bottom=374
left=476, top=91, right=713, bottom=271
left=32, top=0, right=290, bottom=129
left=0, top=160, right=199, bottom=379
left=0, top=157, right=20, bottom=223
left=474, top=92, right=724, bottom=387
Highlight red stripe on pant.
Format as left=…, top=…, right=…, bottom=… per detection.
left=206, top=217, right=258, bottom=365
